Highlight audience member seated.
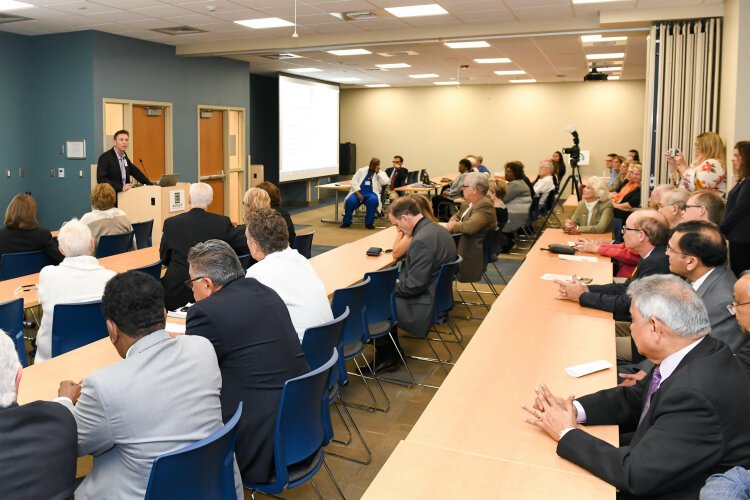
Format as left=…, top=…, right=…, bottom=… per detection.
left=575, top=238, right=641, bottom=279
left=488, top=179, right=509, bottom=256
left=185, top=239, right=308, bottom=485
left=551, top=150, right=567, bottom=183
left=563, top=177, right=613, bottom=234
left=682, top=190, right=726, bottom=225
left=648, top=183, right=674, bottom=209
left=701, top=466, right=750, bottom=499
left=35, top=219, right=116, bottom=363
left=55, top=271, right=242, bottom=499
left=392, top=195, right=437, bottom=260
left=667, top=131, right=727, bottom=195
left=500, top=161, right=534, bottom=252
left=609, top=155, right=627, bottom=192
left=722, top=141, right=750, bottom=277
left=467, top=155, right=491, bottom=176
left=385, top=155, right=409, bottom=200
left=447, top=172, right=497, bottom=282
left=80, top=183, right=133, bottom=248
left=657, top=188, right=690, bottom=228
left=523, top=275, right=750, bottom=498
left=627, top=149, right=641, bottom=162
left=604, top=153, right=618, bottom=190
left=160, top=182, right=240, bottom=311
left=0, top=193, right=63, bottom=264
left=532, top=159, right=557, bottom=207
left=256, top=181, right=295, bottom=245
left=230, top=187, right=272, bottom=260
left=731, top=272, right=750, bottom=378
left=244, top=208, right=332, bottom=341
left=0, top=332, right=77, bottom=499
left=341, top=157, right=389, bottom=230
left=611, top=162, right=643, bottom=222
left=431, top=158, right=470, bottom=221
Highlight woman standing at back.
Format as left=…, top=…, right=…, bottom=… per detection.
left=0, top=194, right=63, bottom=263
left=667, top=131, right=727, bottom=195
left=722, top=141, right=750, bottom=276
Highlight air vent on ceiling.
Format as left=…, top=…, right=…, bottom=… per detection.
left=377, top=50, right=419, bottom=57
left=341, top=10, right=381, bottom=21
left=151, top=26, right=206, bottom=36
left=0, top=13, right=31, bottom=25
left=263, top=53, right=303, bottom=60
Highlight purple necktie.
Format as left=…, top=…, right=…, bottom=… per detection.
left=639, top=366, right=662, bottom=425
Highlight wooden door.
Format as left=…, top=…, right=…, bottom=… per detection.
left=199, top=109, right=225, bottom=215
left=132, top=105, right=166, bottom=182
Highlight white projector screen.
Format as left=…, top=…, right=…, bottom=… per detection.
left=279, top=75, right=340, bottom=182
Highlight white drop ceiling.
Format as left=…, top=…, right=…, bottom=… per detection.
left=0, top=0, right=724, bottom=87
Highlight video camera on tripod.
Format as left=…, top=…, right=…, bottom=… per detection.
left=561, top=124, right=583, bottom=200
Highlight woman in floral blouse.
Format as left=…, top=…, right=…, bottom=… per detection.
left=666, top=131, right=727, bottom=195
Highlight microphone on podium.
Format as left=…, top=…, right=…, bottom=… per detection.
left=139, top=159, right=151, bottom=184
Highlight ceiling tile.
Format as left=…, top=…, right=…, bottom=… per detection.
left=132, top=4, right=198, bottom=18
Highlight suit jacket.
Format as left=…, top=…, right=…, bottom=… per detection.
left=449, top=196, right=497, bottom=282
left=57, top=331, right=242, bottom=499
left=697, top=266, right=747, bottom=352
left=96, top=148, right=151, bottom=193
left=160, top=208, right=239, bottom=310
left=395, top=217, right=457, bottom=338
left=187, top=277, right=308, bottom=484
left=385, top=166, right=409, bottom=190
left=0, top=401, right=77, bottom=500
left=580, top=245, right=669, bottom=321
left=571, top=199, right=614, bottom=234
left=721, top=179, right=750, bottom=243
left=0, top=226, right=63, bottom=264
left=558, top=336, right=750, bottom=498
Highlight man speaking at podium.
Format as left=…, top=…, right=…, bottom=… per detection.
left=97, top=129, right=152, bottom=193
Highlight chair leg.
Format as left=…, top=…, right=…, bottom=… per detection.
left=482, top=272, right=499, bottom=296
left=375, top=332, right=434, bottom=389
left=406, top=336, right=454, bottom=373
left=491, top=261, right=508, bottom=285
left=331, top=401, right=353, bottom=446
left=325, top=396, right=372, bottom=465
left=343, top=355, right=390, bottom=413
left=322, top=460, right=347, bottom=500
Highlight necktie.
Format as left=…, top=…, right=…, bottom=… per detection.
left=390, top=169, right=397, bottom=190
left=638, top=366, right=662, bottom=425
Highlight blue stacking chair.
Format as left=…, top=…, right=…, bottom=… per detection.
left=237, top=254, right=251, bottom=271
left=292, top=231, right=314, bottom=259
left=0, top=250, right=56, bottom=281
left=132, top=220, right=154, bottom=249
left=0, top=298, right=27, bottom=367
left=96, top=231, right=135, bottom=258
left=246, top=350, right=344, bottom=499
left=133, top=261, right=162, bottom=281
left=613, top=217, right=624, bottom=244
left=145, top=402, right=243, bottom=500
left=51, top=300, right=108, bottom=357
left=302, top=308, right=371, bottom=465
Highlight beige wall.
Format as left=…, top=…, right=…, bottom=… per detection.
left=341, top=80, right=646, bottom=180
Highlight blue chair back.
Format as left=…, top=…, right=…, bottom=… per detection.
left=51, top=300, right=107, bottom=357
left=483, top=228, right=501, bottom=265
left=302, top=308, right=349, bottom=372
left=363, top=265, right=399, bottom=338
left=237, top=254, right=251, bottom=271
left=248, top=350, right=337, bottom=494
left=96, top=231, right=135, bottom=258
left=331, top=277, right=371, bottom=351
left=432, top=256, right=462, bottom=327
left=292, top=231, right=314, bottom=259
left=145, top=402, right=243, bottom=500
left=133, top=261, right=162, bottom=281
left=541, top=190, right=558, bottom=216
left=0, top=251, right=56, bottom=281
left=0, top=298, right=27, bottom=367
left=613, top=218, right=624, bottom=244
left=132, top=220, right=154, bottom=249
left=527, top=194, right=542, bottom=223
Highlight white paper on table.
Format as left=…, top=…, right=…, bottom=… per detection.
left=166, top=322, right=186, bottom=334
left=540, top=273, right=577, bottom=282
left=565, top=359, right=613, bottom=377
left=559, top=254, right=599, bottom=263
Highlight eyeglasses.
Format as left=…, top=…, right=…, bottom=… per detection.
left=727, top=300, right=750, bottom=316
left=621, top=226, right=642, bottom=235
left=184, top=276, right=206, bottom=289
left=684, top=204, right=704, bottom=210
left=665, top=244, right=689, bottom=257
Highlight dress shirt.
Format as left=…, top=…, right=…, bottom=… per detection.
left=584, top=200, right=597, bottom=225
left=114, top=148, right=127, bottom=184
left=459, top=202, right=472, bottom=221
left=534, top=175, right=556, bottom=205
left=691, top=268, right=714, bottom=291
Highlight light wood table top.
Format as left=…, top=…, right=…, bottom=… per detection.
left=364, top=441, right=614, bottom=500
left=315, top=180, right=352, bottom=192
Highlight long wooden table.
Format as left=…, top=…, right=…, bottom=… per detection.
left=315, top=180, right=352, bottom=223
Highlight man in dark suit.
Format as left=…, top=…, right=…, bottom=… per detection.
left=731, top=272, right=750, bottom=377
left=384, top=155, right=409, bottom=198
left=375, top=196, right=457, bottom=372
left=0, top=332, right=77, bottom=499
left=185, top=239, right=308, bottom=484
left=96, top=129, right=152, bottom=193
left=160, top=182, right=241, bottom=310
left=523, top=275, right=750, bottom=499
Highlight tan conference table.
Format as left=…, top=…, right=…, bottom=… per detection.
left=365, top=228, right=618, bottom=498
left=315, top=180, right=352, bottom=224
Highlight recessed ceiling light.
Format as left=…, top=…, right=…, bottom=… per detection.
left=510, top=79, right=536, bottom=83
left=572, top=0, right=628, bottom=4
left=375, top=63, right=411, bottom=69
left=409, top=73, right=439, bottom=79
left=287, top=68, right=323, bottom=73
left=330, top=12, right=343, bottom=19
left=580, top=34, right=628, bottom=43
left=434, top=81, right=461, bottom=85
left=0, top=0, right=33, bottom=10
left=365, top=84, right=391, bottom=88
left=327, top=48, right=372, bottom=56
left=278, top=53, right=303, bottom=59
left=445, top=41, right=491, bottom=49
left=385, top=4, right=448, bottom=18
left=609, top=76, right=621, bottom=80
left=494, top=70, right=526, bottom=76
left=586, top=52, right=625, bottom=60
left=334, top=77, right=362, bottom=83
left=597, top=66, right=622, bottom=72
left=474, top=58, right=511, bottom=64
left=235, top=17, right=294, bottom=29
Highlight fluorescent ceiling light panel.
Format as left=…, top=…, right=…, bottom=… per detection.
left=385, top=4, right=448, bottom=18
left=365, top=84, right=391, bottom=88
left=409, top=73, right=439, bottom=79
left=279, top=53, right=303, bottom=59
left=586, top=52, right=625, bottom=60
left=445, top=41, right=491, bottom=49
left=494, top=70, right=525, bottom=76
left=597, top=66, right=622, bottom=72
left=327, top=48, right=372, bottom=56
left=375, top=63, right=411, bottom=69
left=287, top=68, right=323, bottom=73
left=434, top=81, right=460, bottom=85
left=474, top=58, right=511, bottom=64
left=0, top=0, right=33, bottom=10
left=235, top=17, right=294, bottom=29
left=509, top=79, right=536, bottom=83
left=580, top=34, right=628, bottom=42
left=334, top=77, right=362, bottom=82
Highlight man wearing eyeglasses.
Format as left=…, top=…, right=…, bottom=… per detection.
left=656, top=188, right=690, bottom=228
left=681, top=190, right=726, bottom=225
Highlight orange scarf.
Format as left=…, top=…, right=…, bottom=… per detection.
left=612, top=181, right=638, bottom=203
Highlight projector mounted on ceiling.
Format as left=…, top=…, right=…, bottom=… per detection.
left=583, top=67, right=608, bottom=81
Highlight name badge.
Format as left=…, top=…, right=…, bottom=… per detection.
left=364, top=180, right=371, bottom=186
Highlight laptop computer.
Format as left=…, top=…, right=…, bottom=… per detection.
left=157, top=173, right=180, bottom=187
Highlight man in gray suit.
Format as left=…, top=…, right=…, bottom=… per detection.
left=56, top=271, right=242, bottom=499
left=375, top=196, right=457, bottom=372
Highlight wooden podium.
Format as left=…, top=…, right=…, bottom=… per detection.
left=117, top=183, right=190, bottom=248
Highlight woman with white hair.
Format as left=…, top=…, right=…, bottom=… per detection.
left=34, top=219, right=115, bottom=363
left=564, top=177, right=614, bottom=234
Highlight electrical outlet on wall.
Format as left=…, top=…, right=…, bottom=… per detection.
left=18, top=168, right=24, bottom=177
left=49, top=168, right=55, bottom=177
left=57, top=167, right=65, bottom=178
left=79, top=169, right=84, bottom=178
left=6, top=169, right=10, bottom=178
